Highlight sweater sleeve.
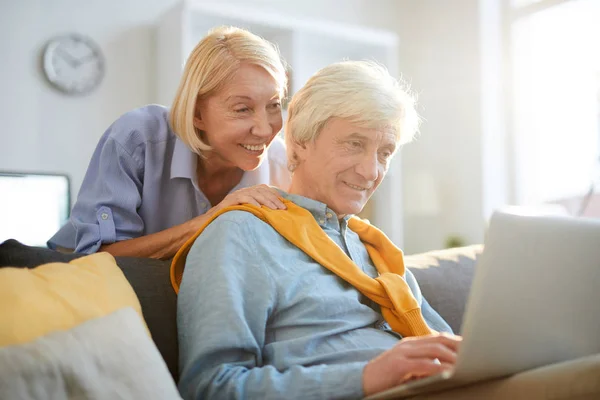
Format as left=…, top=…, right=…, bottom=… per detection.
left=404, top=269, right=453, bottom=334
left=177, top=215, right=367, bottom=400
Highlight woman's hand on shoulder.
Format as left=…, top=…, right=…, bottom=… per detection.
left=216, top=184, right=286, bottom=212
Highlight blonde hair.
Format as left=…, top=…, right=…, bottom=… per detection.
left=169, top=26, right=287, bottom=154
left=285, top=60, right=419, bottom=169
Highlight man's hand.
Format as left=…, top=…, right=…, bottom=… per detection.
left=363, top=333, right=462, bottom=396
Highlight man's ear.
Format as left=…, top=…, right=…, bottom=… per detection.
left=296, top=138, right=309, bottom=154
left=290, top=139, right=308, bottom=164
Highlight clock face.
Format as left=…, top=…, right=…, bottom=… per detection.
left=43, top=34, right=105, bottom=95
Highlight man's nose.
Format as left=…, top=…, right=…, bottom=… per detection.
left=356, top=152, right=379, bottom=182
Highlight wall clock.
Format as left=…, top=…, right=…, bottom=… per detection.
left=42, top=33, right=105, bottom=95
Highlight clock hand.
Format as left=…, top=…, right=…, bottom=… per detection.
left=74, top=52, right=99, bottom=67
left=55, top=48, right=79, bottom=68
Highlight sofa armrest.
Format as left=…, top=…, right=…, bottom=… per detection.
left=405, top=245, right=483, bottom=334
left=413, top=352, right=600, bottom=399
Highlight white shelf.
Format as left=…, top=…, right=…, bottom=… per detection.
left=155, top=0, right=405, bottom=246
left=156, top=0, right=399, bottom=106
left=185, top=1, right=398, bottom=46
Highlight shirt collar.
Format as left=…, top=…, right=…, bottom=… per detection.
left=170, top=138, right=196, bottom=180
left=171, top=139, right=271, bottom=195
left=276, top=189, right=352, bottom=230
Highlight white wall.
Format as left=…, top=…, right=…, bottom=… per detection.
left=395, top=0, right=487, bottom=253
left=0, top=0, right=179, bottom=201
left=0, top=0, right=490, bottom=254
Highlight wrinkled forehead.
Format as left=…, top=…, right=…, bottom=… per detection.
left=325, top=118, right=399, bottom=145
left=379, top=127, right=400, bottom=145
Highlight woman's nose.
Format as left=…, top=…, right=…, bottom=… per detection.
left=251, top=112, right=273, bottom=138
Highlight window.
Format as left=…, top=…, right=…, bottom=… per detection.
left=509, top=0, right=600, bottom=205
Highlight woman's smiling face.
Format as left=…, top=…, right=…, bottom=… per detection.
left=194, top=62, right=283, bottom=171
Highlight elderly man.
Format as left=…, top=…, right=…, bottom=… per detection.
left=171, top=60, right=461, bottom=399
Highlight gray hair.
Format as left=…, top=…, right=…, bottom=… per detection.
left=284, top=60, right=419, bottom=170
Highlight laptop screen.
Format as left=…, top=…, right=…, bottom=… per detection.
left=0, top=172, right=71, bottom=247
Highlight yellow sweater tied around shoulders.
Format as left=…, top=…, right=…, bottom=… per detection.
left=170, top=199, right=434, bottom=338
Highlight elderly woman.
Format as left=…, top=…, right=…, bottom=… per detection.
left=174, top=60, right=460, bottom=399
left=48, top=26, right=290, bottom=259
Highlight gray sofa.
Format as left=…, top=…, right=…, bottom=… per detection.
left=1, top=239, right=598, bottom=399
left=0, top=239, right=480, bottom=381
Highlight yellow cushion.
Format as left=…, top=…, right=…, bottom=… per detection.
left=0, top=252, right=146, bottom=347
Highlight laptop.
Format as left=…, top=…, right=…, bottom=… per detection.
left=366, top=208, right=600, bottom=399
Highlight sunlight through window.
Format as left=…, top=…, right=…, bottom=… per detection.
left=511, top=0, right=600, bottom=205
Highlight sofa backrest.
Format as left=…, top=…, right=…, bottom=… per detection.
left=0, top=239, right=482, bottom=383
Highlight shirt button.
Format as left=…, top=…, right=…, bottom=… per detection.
left=326, top=212, right=333, bottom=219
left=200, top=202, right=207, bottom=209
left=101, top=213, right=109, bottom=220
left=319, top=219, right=325, bottom=225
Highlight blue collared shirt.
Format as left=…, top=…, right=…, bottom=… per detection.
left=177, top=191, right=452, bottom=400
left=48, top=105, right=290, bottom=253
